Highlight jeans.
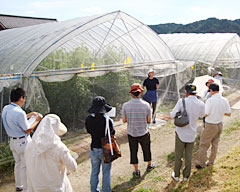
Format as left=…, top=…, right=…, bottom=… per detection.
left=90, top=148, right=112, bottom=192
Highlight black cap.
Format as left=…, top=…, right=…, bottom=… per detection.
left=185, top=84, right=197, bottom=94
left=88, top=96, right=112, bottom=114
left=209, top=83, right=219, bottom=92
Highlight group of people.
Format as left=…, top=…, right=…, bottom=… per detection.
left=1, top=69, right=231, bottom=192
left=2, top=88, right=77, bottom=192
left=170, top=80, right=231, bottom=181
left=1, top=69, right=159, bottom=192
left=86, top=82, right=157, bottom=192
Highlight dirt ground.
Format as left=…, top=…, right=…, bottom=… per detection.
left=1, top=92, right=240, bottom=192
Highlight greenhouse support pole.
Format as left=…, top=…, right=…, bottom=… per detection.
left=175, top=63, right=181, bottom=100
left=194, top=63, right=197, bottom=78
left=0, top=89, right=4, bottom=143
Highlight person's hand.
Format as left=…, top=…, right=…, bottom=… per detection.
left=31, top=112, right=38, bottom=116
left=36, top=114, right=43, bottom=121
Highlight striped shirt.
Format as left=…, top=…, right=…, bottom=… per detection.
left=122, top=98, right=151, bottom=137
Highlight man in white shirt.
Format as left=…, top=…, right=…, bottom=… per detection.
left=196, top=83, right=231, bottom=169
left=170, top=84, right=205, bottom=181
left=2, top=88, right=42, bottom=192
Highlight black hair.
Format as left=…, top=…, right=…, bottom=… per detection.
left=10, top=88, right=26, bottom=102
left=189, top=93, right=196, bottom=95
left=95, top=113, right=104, bottom=120
left=131, top=91, right=141, bottom=97
left=209, top=83, right=219, bottom=92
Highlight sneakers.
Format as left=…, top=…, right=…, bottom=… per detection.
left=171, top=172, right=180, bottom=182
left=133, top=170, right=141, bottom=178
left=16, top=188, right=23, bottom=191
left=147, top=163, right=156, bottom=172
left=183, top=177, right=188, bottom=182
left=195, top=164, right=203, bottom=169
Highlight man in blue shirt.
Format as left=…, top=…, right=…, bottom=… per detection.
left=2, top=88, right=42, bottom=192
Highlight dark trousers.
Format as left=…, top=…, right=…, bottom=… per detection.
left=147, top=102, right=157, bottom=121
left=128, top=133, right=152, bottom=164
left=174, top=133, right=194, bottom=178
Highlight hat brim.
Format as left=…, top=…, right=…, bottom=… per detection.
left=58, top=122, right=67, bottom=136
left=88, top=103, right=112, bottom=114
left=129, top=89, right=144, bottom=93
left=188, top=90, right=197, bottom=94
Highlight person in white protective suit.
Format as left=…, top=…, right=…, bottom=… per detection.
left=24, top=114, right=77, bottom=192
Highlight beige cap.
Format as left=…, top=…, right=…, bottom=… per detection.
left=148, top=69, right=154, bottom=74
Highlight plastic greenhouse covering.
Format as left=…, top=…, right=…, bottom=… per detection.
left=0, top=11, right=187, bottom=143
left=160, top=33, right=240, bottom=88
left=159, top=33, right=240, bottom=67
left=0, top=11, right=177, bottom=80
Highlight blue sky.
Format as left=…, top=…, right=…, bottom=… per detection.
left=1, top=0, right=239, bottom=24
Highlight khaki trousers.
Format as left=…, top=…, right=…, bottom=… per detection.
left=198, top=122, right=223, bottom=166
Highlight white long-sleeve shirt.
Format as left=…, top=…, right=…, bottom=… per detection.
left=171, top=96, right=205, bottom=143
left=25, top=141, right=77, bottom=192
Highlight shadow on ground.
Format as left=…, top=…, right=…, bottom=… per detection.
left=112, top=170, right=151, bottom=192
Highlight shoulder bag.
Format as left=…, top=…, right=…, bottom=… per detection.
left=174, top=98, right=189, bottom=127
left=102, top=116, right=121, bottom=163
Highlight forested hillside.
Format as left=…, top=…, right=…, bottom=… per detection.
left=149, top=18, right=240, bottom=35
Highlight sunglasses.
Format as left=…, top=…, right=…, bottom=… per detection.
left=22, top=96, right=27, bottom=99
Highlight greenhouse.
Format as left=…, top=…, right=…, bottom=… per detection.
left=0, top=11, right=181, bottom=143
left=159, top=33, right=240, bottom=67
left=159, top=33, right=240, bottom=88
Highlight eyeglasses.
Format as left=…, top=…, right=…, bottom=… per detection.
left=22, top=96, right=27, bottom=99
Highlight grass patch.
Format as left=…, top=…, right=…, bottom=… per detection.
left=135, top=187, right=157, bottom=192
left=167, top=144, right=240, bottom=192
left=223, top=120, right=240, bottom=135
left=157, top=100, right=176, bottom=113
left=167, top=152, right=175, bottom=162
left=154, top=175, right=163, bottom=182
left=213, top=146, right=240, bottom=191
left=222, top=89, right=234, bottom=97
left=0, top=143, right=14, bottom=186
left=193, top=135, right=200, bottom=153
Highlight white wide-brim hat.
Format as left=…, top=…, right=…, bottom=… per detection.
left=45, top=114, right=67, bottom=136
